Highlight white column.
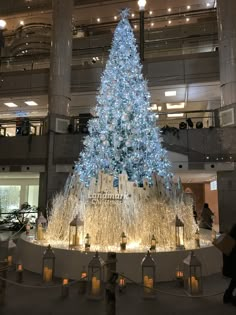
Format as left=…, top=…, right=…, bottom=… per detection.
left=217, top=0, right=236, bottom=107
left=49, top=0, right=73, bottom=116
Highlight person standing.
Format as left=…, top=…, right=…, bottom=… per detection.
left=199, top=203, right=214, bottom=230
left=223, top=224, right=236, bottom=305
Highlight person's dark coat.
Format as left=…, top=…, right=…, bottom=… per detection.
left=222, top=225, right=236, bottom=279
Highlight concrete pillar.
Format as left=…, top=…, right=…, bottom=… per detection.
left=217, top=0, right=236, bottom=107
left=49, top=0, right=73, bottom=118
left=217, top=170, right=236, bottom=232
left=39, top=0, right=73, bottom=209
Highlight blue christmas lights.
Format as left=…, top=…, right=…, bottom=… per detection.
left=75, top=9, right=172, bottom=187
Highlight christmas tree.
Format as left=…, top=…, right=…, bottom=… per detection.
left=75, top=9, right=171, bottom=187
left=46, top=9, right=197, bottom=249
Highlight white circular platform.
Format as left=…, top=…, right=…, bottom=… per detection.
left=17, top=233, right=222, bottom=282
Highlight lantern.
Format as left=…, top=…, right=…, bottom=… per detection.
left=183, top=251, right=203, bottom=296
left=120, top=232, right=127, bottom=251
left=85, top=233, right=91, bottom=251
left=36, top=212, right=47, bottom=240
left=25, top=219, right=31, bottom=235
left=87, top=251, right=105, bottom=300
left=141, top=251, right=156, bottom=299
left=175, top=216, right=185, bottom=249
left=69, top=215, right=84, bottom=249
left=42, top=245, right=55, bottom=283
left=6, top=239, right=16, bottom=266
left=150, top=234, right=156, bottom=251
left=175, top=265, right=184, bottom=287
left=195, top=229, right=200, bottom=248
left=78, top=266, right=87, bottom=295
left=118, top=273, right=126, bottom=293
left=61, top=276, right=69, bottom=298
left=16, top=262, right=23, bottom=283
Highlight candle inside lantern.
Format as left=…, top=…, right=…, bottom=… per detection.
left=43, top=266, right=53, bottom=282
left=179, top=232, right=184, bottom=247
left=17, top=264, right=23, bottom=271
left=7, top=255, right=12, bottom=266
left=81, top=272, right=87, bottom=279
left=119, top=278, right=125, bottom=287
left=143, top=275, right=153, bottom=293
left=188, top=276, right=199, bottom=294
left=176, top=270, right=184, bottom=279
left=37, top=223, right=43, bottom=240
left=63, top=278, right=69, bottom=285
left=91, top=276, right=100, bottom=295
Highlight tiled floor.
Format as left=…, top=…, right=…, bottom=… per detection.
left=1, top=228, right=235, bottom=314
left=0, top=270, right=235, bottom=315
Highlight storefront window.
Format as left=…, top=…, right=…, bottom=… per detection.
left=0, top=186, right=21, bottom=213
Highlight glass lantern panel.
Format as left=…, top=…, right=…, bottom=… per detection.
left=121, top=235, right=127, bottom=244
left=43, top=258, right=54, bottom=270
left=184, top=266, right=202, bottom=295
left=151, top=238, right=156, bottom=247
left=85, top=234, right=90, bottom=245
left=89, top=266, right=102, bottom=281
left=88, top=266, right=103, bottom=298
left=43, top=258, right=54, bottom=282
left=142, top=266, right=155, bottom=287
left=176, top=226, right=184, bottom=247
left=69, top=226, right=79, bottom=246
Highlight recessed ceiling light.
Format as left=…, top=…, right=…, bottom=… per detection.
left=187, top=5, right=191, bottom=10
left=24, top=101, right=38, bottom=106
left=97, top=18, right=100, bottom=22
left=165, top=90, right=176, bottom=96
left=151, top=22, right=154, bottom=27
left=168, top=8, right=171, bottom=12
left=206, top=2, right=210, bottom=7
left=186, top=18, right=190, bottom=22
left=149, top=11, right=153, bottom=15
left=167, top=113, right=184, bottom=117
left=131, top=13, right=135, bottom=18
left=4, top=102, right=18, bottom=107
left=114, top=16, right=117, bottom=20
left=0, top=20, right=6, bottom=29
left=155, top=114, right=159, bottom=119
left=168, top=20, right=172, bottom=24
left=157, top=106, right=162, bottom=111
left=166, top=102, right=185, bottom=109
left=20, top=20, right=24, bottom=25
left=134, top=25, right=138, bottom=29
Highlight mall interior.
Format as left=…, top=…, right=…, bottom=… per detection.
left=0, top=0, right=236, bottom=314
left=0, top=0, right=235, bottom=232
